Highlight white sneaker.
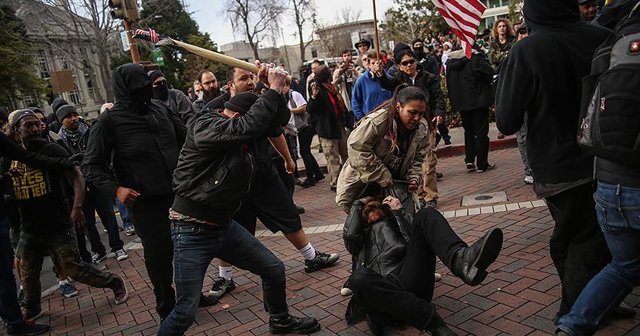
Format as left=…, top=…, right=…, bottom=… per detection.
left=434, top=273, right=442, bottom=282
left=524, top=175, right=534, bottom=184
left=115, top=249, right=128, bottom=261
left=340, top=287, right=353, bottom=296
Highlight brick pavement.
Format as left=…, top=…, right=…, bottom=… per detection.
left=11, top=147, right=640, bottom=336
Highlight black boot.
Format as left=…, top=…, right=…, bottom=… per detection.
left=269, top=314, right=321, bottom=334
left=7, top=321, right=50, bottom=335
left=425, top=308, right=456, bottom=336
left=452, top=228, right=503, bottom=286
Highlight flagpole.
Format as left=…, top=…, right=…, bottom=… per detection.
left=372, top=0, right=381, bottom=60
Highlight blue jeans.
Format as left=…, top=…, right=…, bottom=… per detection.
left=0, top=215, right=22, bottom=328
left=158, top=220, right=288, bottom=335
left=558, top=181, right=640, bottom=336
left=115, top=198, right=133, bottom=230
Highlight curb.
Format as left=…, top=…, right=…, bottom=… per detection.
left=297, top=136, right=518, bottom=177
left=437, top=136, right=518, bottom=158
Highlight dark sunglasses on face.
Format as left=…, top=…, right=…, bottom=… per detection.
left=401, top=59, right=416, bottom=66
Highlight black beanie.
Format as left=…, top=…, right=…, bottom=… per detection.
left=393, top=42, right=415, bottom=63
left=224, top=92, right=260, bottom=114
left=51, top=97, right=68, bottom=114
left=411, top=38, right=424, bottom=47
left=148, top=70, right=165, bottom=83
left=56, top=104, right=78, bottom=122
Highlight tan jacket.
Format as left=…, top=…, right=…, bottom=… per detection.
left=336, top=107, right=430, bottom=211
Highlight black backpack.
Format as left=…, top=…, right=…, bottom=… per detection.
left=578, top=2, right=640, bottom=165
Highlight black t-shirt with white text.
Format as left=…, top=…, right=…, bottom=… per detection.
left=10, top=139, right=72, bottom=235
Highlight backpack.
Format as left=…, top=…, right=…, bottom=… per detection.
left=578, top=2, right=640, bottom=165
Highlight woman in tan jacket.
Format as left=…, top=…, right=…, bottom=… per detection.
left=336, top=85, right=430, bottom=212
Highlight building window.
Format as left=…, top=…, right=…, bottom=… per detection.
left=311, top=48, right=318, bottom=58
left=37, top=50, right=49, bottom=78
left=69, top=90, right=82, bottom=105
left=61, top=54, right=70, bottom=70
left=23, top=95, right=35, bottom=106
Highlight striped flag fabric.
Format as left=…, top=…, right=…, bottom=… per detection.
left=431, top=0, right=487, bottom=58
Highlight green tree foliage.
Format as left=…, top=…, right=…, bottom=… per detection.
left=0, top=5, right=46, bottom=109
left=138, top=0, right=224, bottom=90
left=381, top=0, right=448, bottom=44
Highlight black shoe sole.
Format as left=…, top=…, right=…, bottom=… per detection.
left=468, top=228, right=503, bottom=286
left=304, top=256, right=340, bottom=273
left=270, top=322, right=321, bottom=334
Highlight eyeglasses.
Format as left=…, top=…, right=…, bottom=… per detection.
left=400, top=59, right=416, bottom=66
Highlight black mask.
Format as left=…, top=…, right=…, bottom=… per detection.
left=130, top=84, right=152, bottom=107
left=152, top=80, right=169, bottom=101
left=414, top=48, right=425, bottom=61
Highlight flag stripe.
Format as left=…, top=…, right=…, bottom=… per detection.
left=432, top=0, right=486, bottom=58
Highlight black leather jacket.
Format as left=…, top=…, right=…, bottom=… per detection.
left=343, top=200, right=413, bottom=276
left=172, top=89, right=286, bottom=225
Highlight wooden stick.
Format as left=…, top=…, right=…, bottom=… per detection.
left=372, top=0, right=381, bottom=60
left=162, top=39, right=260, bottom=73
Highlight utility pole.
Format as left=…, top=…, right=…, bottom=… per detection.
left=108, top=0, right=141, bottom=63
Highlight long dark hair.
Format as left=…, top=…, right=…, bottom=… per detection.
left=375, top=84, right=426, bottom=153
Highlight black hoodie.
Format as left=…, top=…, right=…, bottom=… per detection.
left=82, top=64, right=186, bottom=198
left=495, top=0, right=611, bottom=185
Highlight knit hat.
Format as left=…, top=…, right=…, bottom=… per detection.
left=393, top=42, right=415, bottom=63
left=56, top=104, right=78, bottom=122
left=578, top=0, right=595, bottom=4
left=224, top=92, right=260, bottom=115
left=148, top=70, right=165, bottom=83
left=11, top=109, right=38, bottom=129
left=411, top=38, right=424, bottom=47
left=51, top=97, right=68, bottom=114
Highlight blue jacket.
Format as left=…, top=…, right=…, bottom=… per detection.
left=351, top=70, right=393, bottom=121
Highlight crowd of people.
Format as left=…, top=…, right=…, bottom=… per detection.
left=0, top=0, right=638, bottom=335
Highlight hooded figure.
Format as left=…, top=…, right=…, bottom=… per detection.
left=82, top=63, right=187, bottom=319
left=148, top=69, right=195, bottom=124
left=495, top=0, right=612, bottom=320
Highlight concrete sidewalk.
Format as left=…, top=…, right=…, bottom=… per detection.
left=18, top=147, right=640, bottom=336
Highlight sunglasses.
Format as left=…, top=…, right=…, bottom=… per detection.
left=400, top=59, right=416, bottom=66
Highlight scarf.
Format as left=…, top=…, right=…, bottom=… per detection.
left=62, top=122, right=88, bottom=150
left=322, top=82, right=347, bottom=118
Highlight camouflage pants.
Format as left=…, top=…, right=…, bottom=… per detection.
left=17, top=228, right=120, bottom=312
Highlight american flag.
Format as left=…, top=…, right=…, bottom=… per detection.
left=133, top=28, right=161, bottom=43
left=432, top=0, right=486, bottom=58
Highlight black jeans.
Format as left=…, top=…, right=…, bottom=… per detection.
left=460, top=107, right=490, bottom=169
left=545, top=182, right=610, bottom=317
left=350, top=208, right=467, bottom=329
left=129, top=194, right=176, bottom=318
left=0, top=215, right=22, bottom=328
left=297, top=126, right=322, bottom=179
left=84, top=185, right=124, bottom=254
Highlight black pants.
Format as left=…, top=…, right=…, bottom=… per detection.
left=437, top=122, right=450, bottom=143
left=460, top=107, right=490, bottom=169
left=297, top=126, right=322, bottom=179
left=273, top=156, right=295, bottom=199
left=233, top=165, right=302, bottom=236
left=545, top=182, right=610, bottom=317
left=129, top=194, right=176, bottom=318
left=350, top=208, right=467, bottom=329
left=84, top=185, right=124, bottom=254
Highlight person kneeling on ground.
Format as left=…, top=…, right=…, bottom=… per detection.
left=343, top=195, right=503, bottom=336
